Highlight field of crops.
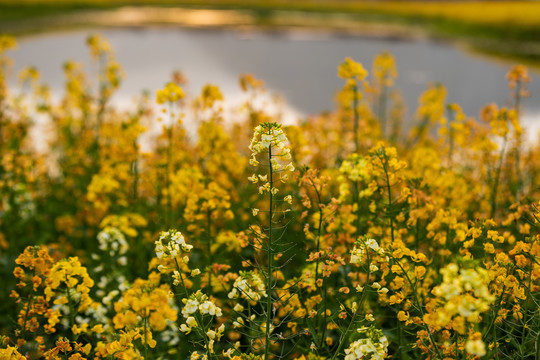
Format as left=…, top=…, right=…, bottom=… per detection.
left=0, top=34, right=539, bottom=359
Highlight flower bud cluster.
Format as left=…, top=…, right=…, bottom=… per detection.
left=45, top=257, right=95, bottom=313
left=97, top=227, right=128, bottom=263
left=181, top=291, right=223, bottom=320
left=179, top=291, right=224, bottom=355
left=155, top=230, right=198, bottom=286
left=350, top=237, right=386, bottom=265
left=423, top=263, right=495, bottom=342
left=112, top=275, right=177, bottom=348
left=156, top=82, right=185, bottom=104
left=372, top=51, right=397, bottom=88
left=155, top=230, right=193, bottom=262
left=481, top=104, right=521, bottom=139
left=432, top=263, right=494, bottom=318
left=339, top=154, right=372, bottom=183
left=249, top=123, right=290, bottom=157
left=248, top=122, right=294, bottom=197
left=228, top=271, right=266, bottom=303
left=338, top=57, right=368, bottom=81
left=350, top=237, right=389, bottom=295
left=344, top=326, right=388, bottom=360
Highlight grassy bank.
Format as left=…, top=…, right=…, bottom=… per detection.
left=1, top=0, right=540, bottom=39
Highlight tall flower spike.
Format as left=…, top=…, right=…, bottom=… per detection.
left=248, top=122, right=294, bottom=360
left=248, top=122, right=294, bottom=210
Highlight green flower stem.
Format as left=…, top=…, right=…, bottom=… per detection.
left=393, top=258, right=444, bottom=360
left=513, top=79, right=522, bottom=199
left=174, top=258, right=190, bottom=299
left=19, top=285, right=35, bottom=341
left=166, top=101, right=174, bottom=228
left=265, top=142, right=274, bottom=360
left=144, top=309, right=149, bottom=360
left=379, top=150, right=395, bottom=243
left=490, top=136, right=507, bottom=219
left=352, top=83, right=360, bottom=153
left=306, top=176, right=324, bottom=288
left=483, top=282, right=507, bottom=344
left=379, top=79, right=388, bottom=138
left=353, top=181, right=362, bottom=237
left=320, top=276, right=328, bottom=348
left=306, top=175, right=331, bottom=351
left=207, top=209, right=213, bottom=298
left=330, top=250, right=372, bottom=360
left=446, top=105, right=455, bottom=166
left=173, top=258, right=215, bottom=360
left=66, top=287, right=76, bottom=331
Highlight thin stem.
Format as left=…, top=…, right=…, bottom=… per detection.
left=66, top=287, right=76, bottom=330
left=131, top=134, right=139, bottom=202
left=248, top=304, right=253, bottom=354
left=320, top=276, right=328, bottom=347
left=415, top=200, right=421, bottom=252
left=174, top=258, right=190, bottom=298
left=394, top=258, right=444, bottom=360
left=514, top=79, right=522, bottom=117
left=330, top=252, right=372, bottom=360
left=174, top=258, right=216, bottom=360
left=353, top=83, right=360, bottom=153
left=207, top=209, right=213, bottom=298
left=307, top=175, right=329, bottom=351
left=166, top=101, right=174, bottom=228
left=307, top=177, right=324, bottom=288
left=520, top=264, right=534, bottom=350
left=490, top=137, right=507, bottom=219
left=379, top=80, right=388, bottom=138
left=446, top=105, right=455, bottom=167
left=483, top=283, right=507, bottom=343
left=296, top=288, right=322, bottom=350
left=144, top=309, right=149, bottom=359
left=513, top=79, right=522, bottom=200
left=329, top=299, right=366, bottom=360
left=353, top=181, right=362, bottom=237
left=397, top=320, right=404, bottom=359
left=494, top=323, right=499, bottom=360
left=265, top=143, right=274, bottom=360
left=20, top=286, right=35, bottom=341
left=532, top=331, right=540, bottom=359
left=380, top=152, right=395, bottom=243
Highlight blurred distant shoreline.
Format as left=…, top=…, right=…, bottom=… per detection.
left=2, top=1, right=540, bottom=67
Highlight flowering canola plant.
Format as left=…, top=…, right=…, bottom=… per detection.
left=0, top=35, right=539, bottom=360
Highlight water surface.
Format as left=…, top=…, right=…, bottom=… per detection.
left=10, top=27, right=540, bottom=139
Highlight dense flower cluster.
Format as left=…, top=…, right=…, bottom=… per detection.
left=228, top=271, right=267, bottom=303
left=350, top=237, right=386, bottom=265
left=96, top=227, right=128, bottom=262
left=338, top=57, right=368, bottom=81
left=156, top=82, right=185, bottom=104
left=45, top=257, right=95, bottom=313
left=112, top=274, right=177, bottom=348
left=344, top=327, right=389, bottom=360
left=155, top=230, right=193, bottom=263
left=249, top=123, right=294, bottom=177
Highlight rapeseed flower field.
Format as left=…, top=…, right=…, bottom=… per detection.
left=0, top=34, right=539, bottom=360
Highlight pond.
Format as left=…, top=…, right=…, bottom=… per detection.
left=10, top=27, right=540, bottom=141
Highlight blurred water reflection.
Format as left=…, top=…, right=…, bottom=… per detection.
left=10, top=27, right=540, bottom=140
